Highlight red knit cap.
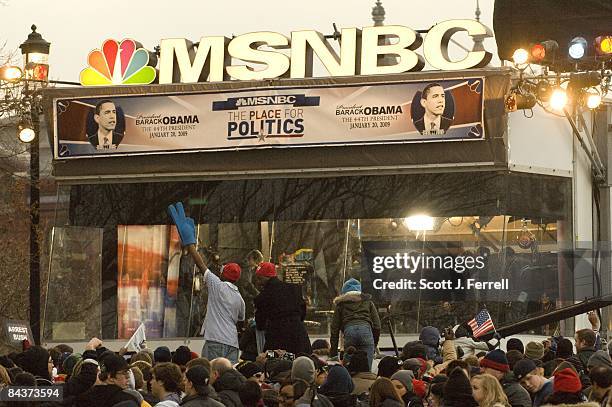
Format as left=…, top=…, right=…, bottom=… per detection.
left=256, top=262, right=277, bottom=277
left=222, top=263, right=241, bottom=282
left=553, top=368, right=581, bottom=393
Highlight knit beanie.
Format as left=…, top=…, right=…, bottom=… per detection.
left=553, top=368, right=582, bottom=393
left=256, top=262, right=277, bottom=278
left=480, top=349, right=510, bottom=373
left=443, top=368, right=478, bottom=406
left=341, top=278, right=361, bottom=294
left=587, top=350, right=612, bottom=370
left=525, top=342, right=545, bottom=360
left=556, top=338, right=574, bottom=359
left=62, top=353, right=82, bottom=376
left=419, top=326, right=441, bottom=348
left=507, top=338, right=525, bottom=354
left=391, top=370, right=414, bottom=392
left=291, top=356, right=315, bottom=384
left=377, top=356, right=402, bottom=378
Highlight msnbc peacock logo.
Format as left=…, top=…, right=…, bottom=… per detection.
left=80, top=39, right=156, bottom=86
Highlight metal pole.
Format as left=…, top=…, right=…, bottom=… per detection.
left=29, top=109, right=41, bottom=344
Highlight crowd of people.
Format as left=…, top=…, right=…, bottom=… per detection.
left=3, top=203, right=610, bottom=406
left=0, top=319, right=610, bottom=407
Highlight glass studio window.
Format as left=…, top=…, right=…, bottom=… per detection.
left=44, top=172, right=574, bottom=341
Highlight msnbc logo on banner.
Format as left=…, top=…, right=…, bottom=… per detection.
left=80, top=39, right=156, bottom=86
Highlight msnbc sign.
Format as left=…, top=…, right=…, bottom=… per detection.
left=81, top=19, right=492, bottom=86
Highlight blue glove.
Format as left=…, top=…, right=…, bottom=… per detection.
left=167, top=202, right=197, bottom=246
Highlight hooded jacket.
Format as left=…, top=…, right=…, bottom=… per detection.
left=330, top=292, right=381, bottom=356
left=212, top=369, right=246, bottom=407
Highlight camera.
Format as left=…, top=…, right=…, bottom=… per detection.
left=266, top=350, right=295, bottom=361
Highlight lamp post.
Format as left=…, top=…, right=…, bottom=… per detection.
left=19, top=25, right=50, bottom=345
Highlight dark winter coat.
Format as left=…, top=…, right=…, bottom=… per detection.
left=330, top=292, right=381, bottom=356
left=180, top=394, right=224, bottom=407
left=213, top=369, right=246, bottom=407
left=577, top=347, right=596, bottom=371
left=74, top=384, right=139, bottom=407
left=254, top=277, right=311, bottom=354
left=500, top=372, right=532, bottom=407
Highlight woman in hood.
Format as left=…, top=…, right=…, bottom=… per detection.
left=319, top=365, right=357, bottom=407
left=330, top=278, right=381, bottom=370
left=369, top=377, right=404, bottom=407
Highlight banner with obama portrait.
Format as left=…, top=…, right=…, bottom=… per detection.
left=53, top=77, right=485, bottom=159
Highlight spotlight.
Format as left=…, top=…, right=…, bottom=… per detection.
left=505, top=92, right=536, bottom=112
left=549, top=88, right=567, bottom=110
left=568, top=37, right=588, bottom=60
left=18, top=122, right=36, bottom=143
left=512, top=48, right=529, bottom=65
left=404, top=215, right=434, bottom=231
left=594, top=35, right=612, bottom=56
left=0, top=65, right=23, bottom=82
left=530, top=40, right=559, bottom=65
left=586, top=92, right=602, bottom=109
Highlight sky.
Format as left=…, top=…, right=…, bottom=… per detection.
left=0, top=0, right=498, bottom=82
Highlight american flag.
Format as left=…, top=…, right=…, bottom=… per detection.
left=468, top=309, right=495, bottom=338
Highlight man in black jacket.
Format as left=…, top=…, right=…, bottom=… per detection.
left=75, top=353, right=139, bottom=407
left=253, top=262, right=312, bottom=355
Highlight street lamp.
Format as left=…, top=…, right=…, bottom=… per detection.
left=19, top=25, right=50, bottom=345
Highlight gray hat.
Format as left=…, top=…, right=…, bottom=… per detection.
left=291, top=356, right=315, bottom=384
left=524, top=342, right=544, bottom=360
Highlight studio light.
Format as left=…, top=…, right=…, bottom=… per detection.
left=512, top=48, right=529, bottom=65
left=549, top=88, right=568, bottom=110
left=568, top=37, right=588, bottom=60
left=18, top=122, right=36, bottom=143
left=530, top=40, right=558, bottom=65
left=0, top=65, right=23, bottom=82
left=506, top=92, right=536, bottom=111
left=586, top=92, right=602, bottom=109
left=404, top=215, right=435, bottom=231
left=594, top=35, right=612, bottom=56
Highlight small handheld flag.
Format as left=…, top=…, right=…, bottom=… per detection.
left=468, top=309, right=495, bottom=338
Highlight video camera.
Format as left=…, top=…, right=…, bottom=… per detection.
left=266, top=350, right=295, bottom=361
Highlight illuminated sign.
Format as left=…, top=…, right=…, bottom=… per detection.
left=81, top=20, right=492, bottom=86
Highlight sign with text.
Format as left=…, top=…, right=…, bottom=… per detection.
left=361, top=241, right=500, bottom=303
left=54, top=77, right=485, bottom=159
left=3, top=320, right=34, bottom=346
